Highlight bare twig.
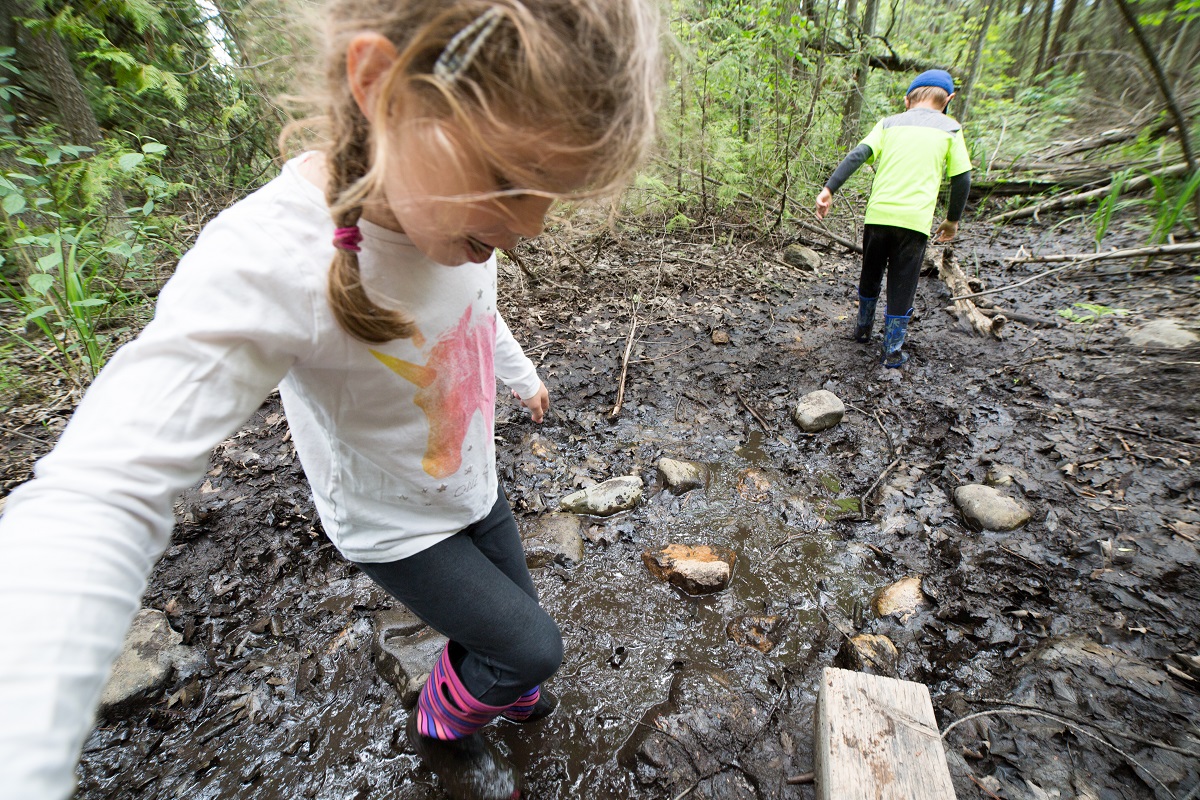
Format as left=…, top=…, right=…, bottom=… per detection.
left=786, top=772, right=815, bottom=785
left=1004, top=242, right=1200, bottom=266
left=942, top=708, right=1178, bottom=799
left=609, top=305, right=639, bottom=418
left=971, top=699, right=1200, bottom=758
left=736, top=391, right=774, bottom=433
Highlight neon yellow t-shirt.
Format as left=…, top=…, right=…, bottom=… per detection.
left=860, top=108, right=972, bottom=234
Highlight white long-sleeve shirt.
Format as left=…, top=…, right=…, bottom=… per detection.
left=0, top=156, right=543, bottom=799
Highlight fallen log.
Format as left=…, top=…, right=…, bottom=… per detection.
left=976, top=305, right=1058, bottom=328
left=986, top=163, right=1191, bottom=224
left=1039, top=115, right=1178, bottom=159
left=937, top=249, right=1000, bottom=337
left=1004, top=241, right=1200, bottom=265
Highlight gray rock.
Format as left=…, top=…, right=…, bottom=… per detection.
left=373, top=612, right=445, bottom=708
left=99, top=608, right=202, bottom=716
left=1126, top=318, right=1198, bottom=349
left=521, top=513, right=586, bottom=567
left=558, top=475, right=643, bottom=516
left=782, top=243, right=821, bottom=271
left=642, top=544, right=736, bottom=595
left=954, top=484, right=1031, bottom=531
left=792, top=389, right=845, bottom=432
left=657, top=458, right=705, bottom=494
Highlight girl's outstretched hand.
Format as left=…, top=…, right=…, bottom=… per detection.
left=517, top=382, right=550, bottom=423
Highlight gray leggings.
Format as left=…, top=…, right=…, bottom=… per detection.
left=355, top=488, right=562, bottom=707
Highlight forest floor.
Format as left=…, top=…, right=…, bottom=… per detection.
left=2, top=209, right=1199, bottom=800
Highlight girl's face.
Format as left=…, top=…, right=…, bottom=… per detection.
left=347, top=33, right=584, bottom=266
left=376, top=121, right=577, bottom=266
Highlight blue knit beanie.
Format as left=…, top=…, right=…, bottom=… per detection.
left=906, top=69, right=955, bottom=96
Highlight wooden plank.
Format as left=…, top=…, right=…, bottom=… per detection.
left=815, top=666, right=956, bottom=800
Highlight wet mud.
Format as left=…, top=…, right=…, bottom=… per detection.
left=3, top=212, right=1198, bottom=799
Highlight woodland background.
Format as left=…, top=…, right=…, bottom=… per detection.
left=0, top=0, right=1197, bottom=397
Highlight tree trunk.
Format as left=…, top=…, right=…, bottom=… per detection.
left=1033, top=0, right=1055, bottom=76
left=4, top=0, right=104, bottom=147
left=838, top=0, right=880, bottom=150
left=958, top=0, right=1000, bottom=124
left=1046, top=0, right=1080, bottom=68
left=1110, top=0, right=1198, bottom=202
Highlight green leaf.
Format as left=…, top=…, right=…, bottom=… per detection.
left=24, top=305, right=54, bottom=321
left=27, top=274, right=54, bottom=295
left=37, top=251, right=63, bottom=270
left=141, top=142, right=167, bottom=154
left=71, top=298, right=108, bottom=309
left=2, top=193, right=26, bottom=214
left=118, top=152, right=145, bottom=171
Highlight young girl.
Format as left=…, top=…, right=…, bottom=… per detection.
left=0, top=2, right=660, bottom=799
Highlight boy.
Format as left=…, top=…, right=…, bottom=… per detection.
left=815, top=69, right=972, bottom=367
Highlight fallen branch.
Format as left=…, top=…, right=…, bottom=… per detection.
left=680, top=167, right=863, bottom=253
left=986, top=163, right=1190, bottom=224
left=1004, top=241, right=1200, bottom=265
left=976, top=305, right=1059, bottom=328
left=938, top=249, right=1001, bottom=337
left=609, top=306, right=638, bottom=418
left=951, top=246, right=1156, bottom=301
left=735, top=391, right=773, bottom=433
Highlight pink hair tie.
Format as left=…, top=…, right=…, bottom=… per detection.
left=333, top=226, right=363, bottom=252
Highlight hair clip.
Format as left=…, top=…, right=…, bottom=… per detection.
left=433, top=7, right=503, bottom=84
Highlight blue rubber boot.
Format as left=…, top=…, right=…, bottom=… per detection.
left=882, top=309, right=913, bottom=368
left=852, top=293, right=879, bottom=342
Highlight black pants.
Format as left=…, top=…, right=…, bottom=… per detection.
left=355, top=487, right=562, bottom=707
left=859, top=223, right=928, bottom=315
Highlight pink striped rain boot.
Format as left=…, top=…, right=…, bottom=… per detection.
left=407, top=645, right=522, bottom=800
left=501, top=685, right=558, bottom=723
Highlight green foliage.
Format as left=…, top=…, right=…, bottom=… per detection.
left=1093, top=169, right=1133, bottom=250
left=1147, top=169, right=1200, bottom=244
left=1056, top=303, right=1131, bottom=324
left=0, top=83, right=182, bottom=385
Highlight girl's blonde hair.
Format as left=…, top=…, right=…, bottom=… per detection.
left=283, top=0, right=662, bottom=343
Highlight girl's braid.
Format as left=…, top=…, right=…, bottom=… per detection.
left=325, top=92, right=416, bottom=343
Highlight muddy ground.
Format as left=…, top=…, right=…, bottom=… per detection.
left=2, top=210, right=1199, bottom=800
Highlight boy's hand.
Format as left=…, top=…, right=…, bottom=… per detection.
left=516, top=382, right=549, bottom=423
left=934, top=220, right=959, bottom=242
left=815, top=187, right=833, bottom=220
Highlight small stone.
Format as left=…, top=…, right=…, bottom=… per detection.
left=782, top=244, right=821, bottom=271
left=643, top=544, right=736, bottom=595
left=727, top=615, right=786, bottom=653
left=373, top=618, right=446, bottom=708
left=872, top=576, right=929, bottom=623
left=835, top=633, right=900, bottom=677
left=658, top=457, right=705, bottom=494
left=792, top=390, right=845, bottom=432
left=737, top=468, right=772, bottom=501
left=559, top=475, right=643, bottom=516
left=712, top=330, right=730, bottom=344
left=954, top=484, right=1031, bottom=531
left=99, top=608, right=202, bottom=716
left=985, top=464, right=1028, bottom=488
left=521, top=513, right=586, bottom=567
left=1127, top=319, right=1198, bottom=349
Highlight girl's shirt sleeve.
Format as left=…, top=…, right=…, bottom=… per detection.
left=0, top=204, right=318, bottom=800
left=493, top=311, right=542, bottom=401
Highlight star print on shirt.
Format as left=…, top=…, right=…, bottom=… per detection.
left=370, top=306, right=497, bottom=480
